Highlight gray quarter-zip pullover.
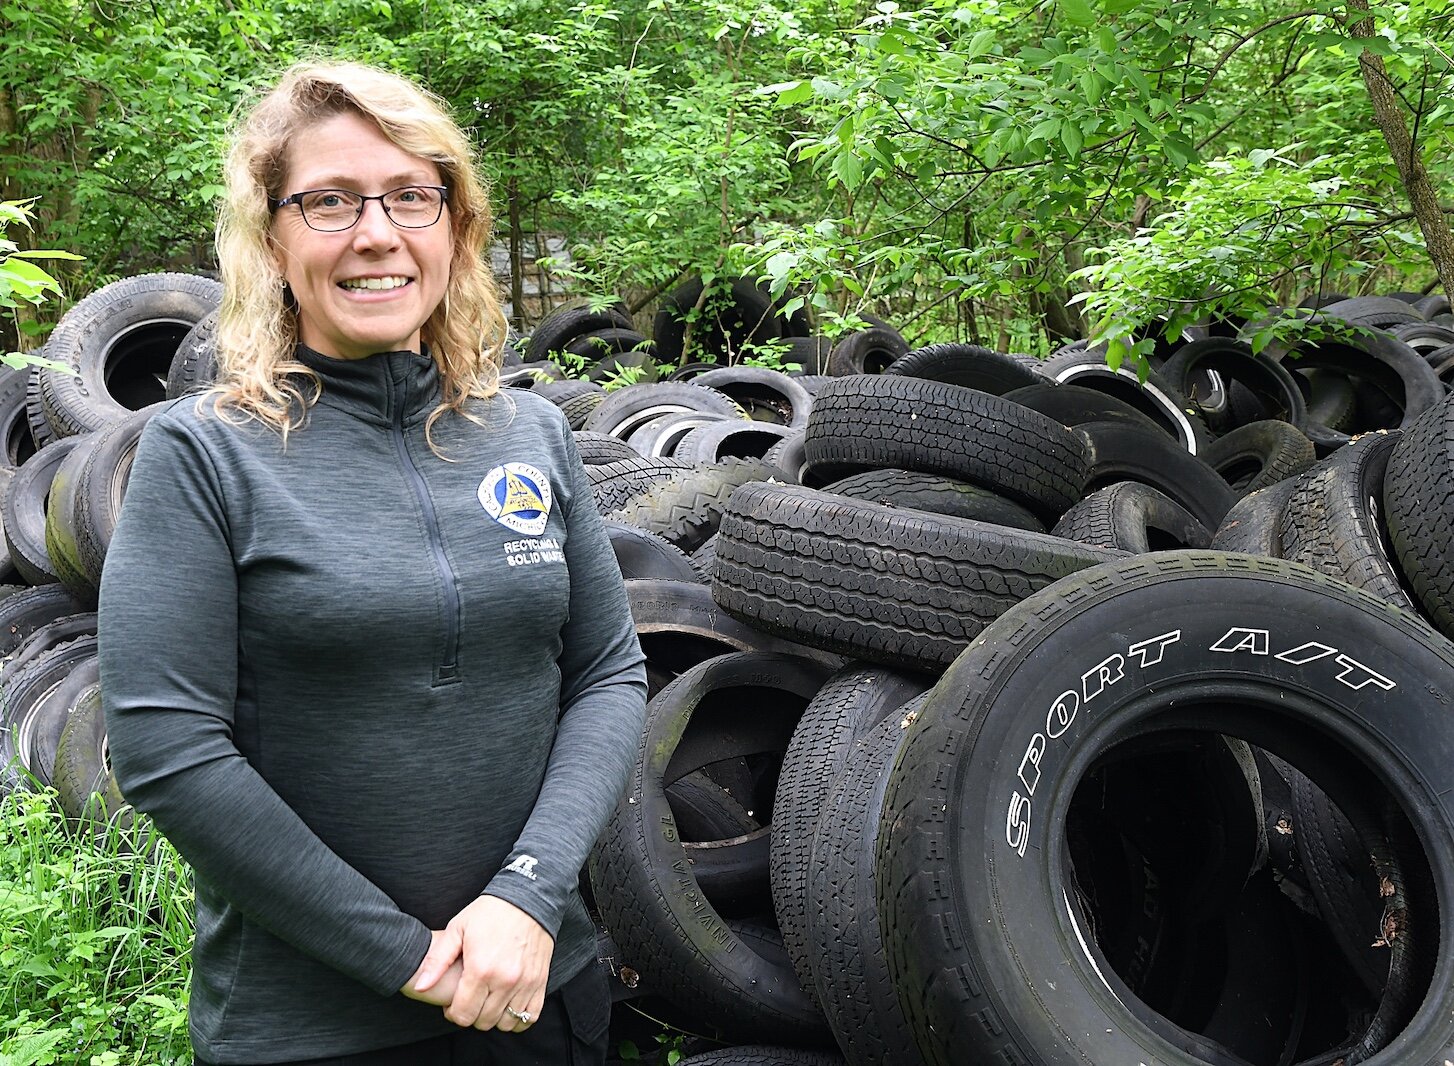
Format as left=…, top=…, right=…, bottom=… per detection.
left=98, top=346, right=647, bottom=1063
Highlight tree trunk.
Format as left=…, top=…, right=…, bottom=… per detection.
left=1347, top=0, right=1454, bottom=302
left=507, top=175, right=524, bottom=331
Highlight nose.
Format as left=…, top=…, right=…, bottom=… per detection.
left=350, top=198, right=399, bottom=250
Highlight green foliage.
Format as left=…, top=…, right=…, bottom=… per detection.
left=3, top=0, right=1450, bottom=354
left=616, top=1027, right=688, bottom=1064
left=0, top=791, right=193, bottom=1066
left=1068, top=146, right=1405, bottom=370
left=0, top=199, right=83, bottom=371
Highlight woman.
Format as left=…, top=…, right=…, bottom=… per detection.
left=98, top=61, right=647, bottom=1065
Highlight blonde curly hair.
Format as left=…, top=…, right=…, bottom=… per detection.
left=210, top=60, right=509, bottom=446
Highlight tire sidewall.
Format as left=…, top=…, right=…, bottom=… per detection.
left=881, top=553, right=1454, bottom=1065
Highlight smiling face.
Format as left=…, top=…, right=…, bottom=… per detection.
left=269, top=111, right=454, bottom=361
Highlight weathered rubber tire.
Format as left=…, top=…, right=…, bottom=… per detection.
left=573, top=431, right=641, bottom=466
left=1277, top=324, right=1443, bottom=452
left=690, top=534, right=719, bottom=583
left=1209, top=477, right=1299, bottom=557
left=0, top=584, right=87, bottom=657
left=25, top=364, right=54, bottom=450
left=37, top=272, right=221, bottom=438
left=1052, top=482, right=1212, bottom=553
left=1159, top=337, right=1306, bottom=430
left=692, top=367, right=814, bottom=429
left=10, top=651, right=98, bottom=792
left=535, top=378, right=605, bottom=406
left=781, top=338, right=833, bottom=376
left=671, top=422, right=796, bottom=465
left=771, top=667, right=930, bottom=1005
left=562, top=326, right=651, bottom=362
left=164, top=306, right=220, bottom=398
left=0, top=364, right=39, bottom=471
left=879, top=552, right=1447, bottom=1066
left=1320, top=295, right=1425, bottom=329
left=1004, top=382, right=1171, bottom=439
left=711, top=483, right=1122, bottom=671
left=1280, top=431, right=1421, bottom=616
left=0, top=636, right=98, bottom=793
left=763, top=431, right=823, bottom=488
left=625, top=411, right=734, bottom=460
left=583, top=382, right=745, bottom=438
left=605, top=521, right=702, bottom=584
left=558, top=390, right=606, bottom=430
left=653, top=277, right=789, bottom=364
left=1288, top=765, right=1393, bottom=1000
left=626, top=579, right=840, bottom=677
left=586, top=347, right=661, bottom=385
left=821, top=468, right=1044, bottom=531
left=3, top=436, right=83, bottom=584
left=884, top=343, right=1042, bottom=395
left=1392, top=321, right=1454, bottom=357
left=1038, top=349, right=1209, bottom=454
left=806, top=706, right=929, bottom=1066
left=53, top=685, right=131, bottom=827
left=608, top=458, right=786, bottom=552
left=1201, top=419, right=1316, bottom=496
left=586, top=456, right=688, bottom=514
left=590, top=652, right=836, bottom=1044
left=1383, top=394, right=1454, bottom=639
left=43, top=430, right=100, bottom=601
left=524, top=300, right=634, bottom=363
left=71, top=403, right=166, bottom=595
left=1076, top=420, right=1237, bottom=530
left=803, top=376, right=1090, bottom=522
left=826, top=327, right=910, bottom=377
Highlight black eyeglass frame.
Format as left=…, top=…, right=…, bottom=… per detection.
left=268, top=185, right=452, bottom=232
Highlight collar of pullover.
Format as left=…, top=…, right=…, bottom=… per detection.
left=295, top=343, right=441, bottom=426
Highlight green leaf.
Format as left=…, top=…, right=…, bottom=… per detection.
left=7, top=249, right=83, bottom=261
left=966, top=29, right=997, bottom=58
left=1060, top=121, right=1084, bottom=156
left=810, top=77, right=849, bottom=102
left=761, top=80, right=813, bottom=107
left=1060, top=0, right=1096, bottom=26
left=831, top=151, right=864, bottom=190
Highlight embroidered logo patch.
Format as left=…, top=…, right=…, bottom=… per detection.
left=478, top=463, right=553, bottom=535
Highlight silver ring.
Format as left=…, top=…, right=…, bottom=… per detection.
left=504, top=1006, right=533, bottom=1026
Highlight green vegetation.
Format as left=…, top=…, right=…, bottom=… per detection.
left=0, top=199, right=83, bottom=371
left=3, top=0, right=1452, bottom=367
left=0, top=790, right=192, bottom=1066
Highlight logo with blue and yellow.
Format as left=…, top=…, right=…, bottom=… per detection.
left=478, top=462, right=553, bottom=535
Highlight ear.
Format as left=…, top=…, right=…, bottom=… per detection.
left=267, top=232, right=289, bottom=281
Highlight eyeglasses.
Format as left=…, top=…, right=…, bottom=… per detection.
left=269, top=185, right=450, bottom=232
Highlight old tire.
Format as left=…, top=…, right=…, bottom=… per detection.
left=878, top=552, right=1449, bottom=1066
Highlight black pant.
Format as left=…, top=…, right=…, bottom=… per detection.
left=195, top=964, right=610, bottom=1066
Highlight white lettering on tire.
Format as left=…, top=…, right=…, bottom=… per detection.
left=1003, top=624, right=1398, bottom=856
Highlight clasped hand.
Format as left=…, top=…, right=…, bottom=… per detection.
left=400, top=895, right=554, bottom=1033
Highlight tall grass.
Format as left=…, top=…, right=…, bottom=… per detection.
left=0, top=789, right=192, bottom=1066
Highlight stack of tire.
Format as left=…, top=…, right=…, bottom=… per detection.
left=514, top=275, right=906, bottom=389
left=11, top=269, right=1454, bottom=1066
left=562, top=295, right=1454, bottom=1065
left=0, top=272, right=221, bottom=827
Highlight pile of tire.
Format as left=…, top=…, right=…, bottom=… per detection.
left=9, top=271, right=1454, bottom=1066
left=542, top=293, right=1454, bottom=1065
left=0, top=271, right=222, bottom=825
